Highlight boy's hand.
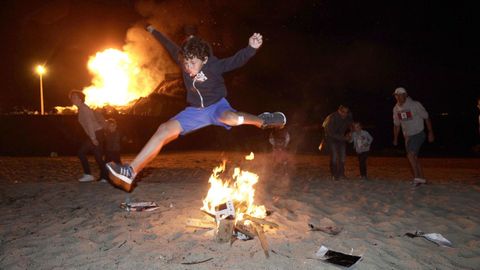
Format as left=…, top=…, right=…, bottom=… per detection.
left=249, top=33, right=263, bottom=49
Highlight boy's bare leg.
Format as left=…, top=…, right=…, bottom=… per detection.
left=219, top=111, right=263, bottom=128
left=130, top=120, right=182, bottom=174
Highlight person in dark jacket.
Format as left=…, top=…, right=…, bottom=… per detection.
left=323, top=105, right=353, bottom=180
left=107, top=25, right=286, bottom=192
left=104, top=118, right=122, bottom=165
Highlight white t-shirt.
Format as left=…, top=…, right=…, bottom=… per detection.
left=393, top=97, right=429, bottom=136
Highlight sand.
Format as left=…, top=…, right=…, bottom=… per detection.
left=0, top=151, right=479, bottom=269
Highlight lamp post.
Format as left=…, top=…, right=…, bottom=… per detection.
left=35, top=65, right=46, bottom=115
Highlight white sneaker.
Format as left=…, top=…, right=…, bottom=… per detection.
left=78, top=174, right=95, bottom=182
left=412, top=178, right=427, bottom=187
left=99, top=179, right=108, bottom=183
left=413, top=178, right=427, bottom=184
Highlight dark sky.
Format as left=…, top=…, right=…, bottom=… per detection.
left=0, top=0, right=477, bottom=123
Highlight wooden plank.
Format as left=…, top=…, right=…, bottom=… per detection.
left=235, top=222, right=256, bottom=239
left=186, top=218, right=216, bottom=229
left=252, top=222, right=270, bottom=258
left=215, top=218, right=235, bottom=243
left=244, top=214, right=279, bottom=229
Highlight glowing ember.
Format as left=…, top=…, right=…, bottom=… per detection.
left=201, top=158, right=266, bottom=222
left=245, top=152, right=254, bottom=160
left=83, top=48, right=157, bottom=108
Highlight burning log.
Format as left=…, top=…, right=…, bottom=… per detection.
left=244, top=214, right=279, bottom=229
left=215, top=218, right=235, bottom=243
left=252, top=222, right=270, bottom=258
left=234, top=221, right=257, bottom=239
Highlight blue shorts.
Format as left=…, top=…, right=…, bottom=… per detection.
left=405, top=131, right=425, bottom=155
left=172, top=98, right=236, bottom=135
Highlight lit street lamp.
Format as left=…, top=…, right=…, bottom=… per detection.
left=35, top=65, right=46, bottom=115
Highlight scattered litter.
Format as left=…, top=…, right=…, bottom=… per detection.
left=308, top=217, right=343, bottom=235
left=313, top=245, right=362, bottom=268
left=405, top=231, right=452, bottom=247
left=234, top=230, right=253, bottom=241
left=120, top=201, right=160, bottom=212
left=214, top=199, right=235, bottom=222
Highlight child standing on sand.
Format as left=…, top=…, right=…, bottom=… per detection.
left=348, top=121, right=373, bottom=179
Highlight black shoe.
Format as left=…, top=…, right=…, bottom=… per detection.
left=258, top=112, right=286, bottom=129
left=106, top=162, right=136, bottom=192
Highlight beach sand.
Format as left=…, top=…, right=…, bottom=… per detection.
left=0, top=151, right=479, bottom=269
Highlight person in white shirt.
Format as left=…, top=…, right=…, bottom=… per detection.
left=392, top=87, right=434, bottom=186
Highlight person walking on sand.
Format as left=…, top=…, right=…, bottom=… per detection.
left=322, top=105, right=353, bottom=180
left=392, top=87, right=434, bottom=186
left=106, top=24, right=286, bottom=192
left=347, top=121, right=373, bottom=179
left=69, top=90, right=109, bottom=183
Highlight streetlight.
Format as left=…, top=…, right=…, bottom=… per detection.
left=35, top=65, right=46, bottom=115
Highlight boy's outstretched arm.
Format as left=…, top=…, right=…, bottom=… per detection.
left=218, top=33, right=263, bottom=73
left=146, top=25, right=181, bottom=65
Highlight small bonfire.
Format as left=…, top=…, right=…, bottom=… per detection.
left=186, top=153, right=278, bottom=257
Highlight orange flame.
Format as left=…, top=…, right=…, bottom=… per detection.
left=83, top=48, right=157, bottom=108
left=201, top=156, right=266, bottom=221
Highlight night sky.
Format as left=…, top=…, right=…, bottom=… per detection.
left=0, top=0, right=477, bottom=124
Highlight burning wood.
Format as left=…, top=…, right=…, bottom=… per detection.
left=252, top=221, right=270, bottom=258
left=186, top=154, right=278, bottom=257
left=216, top=218, right=235, bottom=243
left=244, top=214, right=279, bottom=229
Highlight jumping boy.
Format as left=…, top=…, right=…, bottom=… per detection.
left=106, top=25, right=286, bottom=192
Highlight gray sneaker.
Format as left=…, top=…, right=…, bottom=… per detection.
left=106, top=162, right=136, bottom=192
left=258, top=112, right=286, bottom=129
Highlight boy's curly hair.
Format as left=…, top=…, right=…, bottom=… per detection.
left=179, top=36, right=211, bottom=61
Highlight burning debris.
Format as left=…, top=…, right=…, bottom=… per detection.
left=187, top=153, right=278, bottom=258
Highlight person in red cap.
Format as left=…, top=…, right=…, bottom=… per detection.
left=392, top=87, right=434, bottom=186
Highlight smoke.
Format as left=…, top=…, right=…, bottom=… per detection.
left=122, top=26, right=180, bottom=96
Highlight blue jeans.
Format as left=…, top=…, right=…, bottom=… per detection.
left=326, top=138, right=346, bottom=179
left=78, top=130, right=108, bottom=180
